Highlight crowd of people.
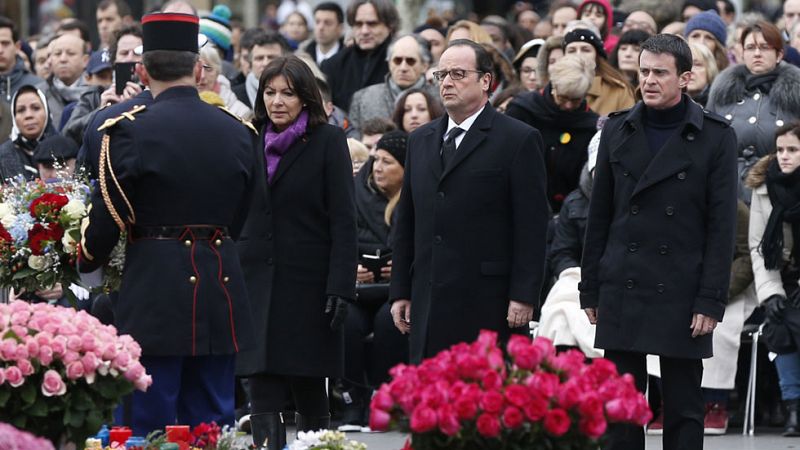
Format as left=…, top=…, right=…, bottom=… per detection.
left=4, top=0, right=800, bottom=448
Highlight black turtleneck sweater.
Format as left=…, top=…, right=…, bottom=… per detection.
left=642, top=96, right=688, bottom=155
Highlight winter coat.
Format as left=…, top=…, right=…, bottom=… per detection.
left=0, top=57, right=46, bottom=103
left=235, top=123, right=357, bottom=377
left=505, top=85, right=599, bottom=212
left=0, top=85, right=56, bottom=182
left=549, top=166, right=592, bottom=277
left=585, top=75, right=635, bottom=117
left=706, top=62, right=800, bottom=203
left=62, top=86, right=103, bottom=146
left=321, top=39, right=391, bottom=111
left=348, top=75, right=436, bottom=134
left=355, top=158, right=391, bottom=256
left=580, top=98, right=738, bottom=359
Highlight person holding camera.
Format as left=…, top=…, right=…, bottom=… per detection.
left=339, top=130, right=409, bottom=431
left=748, top=121, right=800, bottom=436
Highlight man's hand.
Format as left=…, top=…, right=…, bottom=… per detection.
left=35, top=283, right=63, bottom=301
left=584, top=307, right=598, bottom=324
left=391, top=299, right=411, bottom=334
left=100, top=86, right=122, bottom=106
left=119, top=81, right=143, bottom=100
left=380, top=260, right=392, bottom=281
left=690, top=313, right=717, bottom=338
left=507, top=300, right=533, bottom=328
left=99, top=82, right=143, bottom=106
left=356, top=264, right=374, bottom=283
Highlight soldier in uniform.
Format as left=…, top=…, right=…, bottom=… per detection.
left=78, top=12, right=258, bottom=434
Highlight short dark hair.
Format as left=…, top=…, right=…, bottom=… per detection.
left=719, top=0, right=735, bottom=15
left=361, top=117, right=397, bottom=136
left=98, top=0, right=132, bottom=18
left=58, top=19, right=91, bottom=44
left=108, top=24, right=142, bottom=65
left=610, top=29, right=650, bottom=68
left=776, top=121, right=800, bottom=144
left=254, top=55, right=328, bottom=130
left=392, top=88, right=445, bottom=132
left=741, top=20, right=784, bottom=53
left=251, top=31, right=291, bottom=58
left=346, top=0, right=399, bottom=34
left=142, top=50, right=198, bottom=81
left=446, top=39, right=495, bottom=75
left=240, top=28, right=267, bottom=53
left=315, top=2, right=344, bottom=24
left=0, top=16, right=18, bottom=42
left=639, top=34, right=692, bottom=74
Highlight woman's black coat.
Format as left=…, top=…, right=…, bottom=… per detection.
left=235, top=123, right=358, bottom=377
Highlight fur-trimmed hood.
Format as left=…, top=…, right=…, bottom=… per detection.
left=745, top=154, right=775, bottom=189
left=707, top=62, right=800, bottom=119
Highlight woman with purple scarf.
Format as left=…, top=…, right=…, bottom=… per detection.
left=234, top=55, right=357, bottom=449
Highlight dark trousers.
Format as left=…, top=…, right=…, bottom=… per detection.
left=604, top=350, right=704, bottom=450
left=249, top=374, right=328, bottom=416
left=118, top=354, right=235, bottom=436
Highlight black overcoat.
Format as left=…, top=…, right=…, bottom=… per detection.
left=579, top=99, right=738, bottom=359
left=235, top=123, right=358, bottom=377
left=390, top=105, right=549, bottom=363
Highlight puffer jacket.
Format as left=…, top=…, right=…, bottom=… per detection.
left=549, top=165, right=592, bottom=277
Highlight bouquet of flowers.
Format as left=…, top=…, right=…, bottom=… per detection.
left=369, top=330, right=651, bottom=450
left=143, top=423, right=247, bottom=450
left=289, top=430, right=367, bottom=450
left=0, top=421, right=55, bottom=450
left=0, top=176, right=90, bottom=300
left=0, top=300, right=152, bottom=445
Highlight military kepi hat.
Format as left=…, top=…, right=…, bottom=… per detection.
left=142, top=13, right=200, bottom=53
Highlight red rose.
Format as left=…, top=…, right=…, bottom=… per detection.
left=528, top=371, right=560, bottom=398
left=371, top=388, right=394, bottom=411
left=482, top=371, right=503, bottom=391
left=27, top=223, right=64, bottom=256
left=475, top=330, right=498, bottom=352
left=29, top=193, right=69, bottom=218
left=557, top=380, right=582, bottom=409
left=543, top=408, right=571, bottom=436
left=513, top=344, right=545, bottom=370
left=506, top=334, right=531, bottom=357
left=370, top=408, right=392, bottom=431
left=437, top=405, right=461, bottom=436
left=480, top=390, right=505, bottom=414
left=580, top=416, right=607, bottom=438
left=0, top=223, right=11, bottom=243
left=504, top=384, right=530, bottom=408
left=578, top=394, right=604, bottom=421
left=454, top=397, right=478, bottom=420
left=549, top=349, right=586, bottom=376
left=503, top=406, right=525, bottom=429
left=476, top=412, right=501, bottom=438
left=410, top=406, right=438, bottom=433
left=523, top=394, right=548, bottom=421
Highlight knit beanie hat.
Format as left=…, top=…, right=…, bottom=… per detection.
left=200, top=5, right=233, bottom=52
left=563, top=29, right=606, bottom=59
left=684, top=10, right=727, bottom=45
left=375, top=130, right=408, bottom=167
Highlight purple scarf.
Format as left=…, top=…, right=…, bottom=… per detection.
left=264, top=110, right=309, bottom=183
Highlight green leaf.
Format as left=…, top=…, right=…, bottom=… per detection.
left=67, top=408, right=85, bottom=428
left=20, top=382, right=36, bottom=405
left=25, top=397, right=48, bottom=417
left=70, top=389, right=94, bottom=411
left=0, top=389, right=10, bottom=407
left=12, top=267, right=36, bottom=280
left=11, top=414, right=25, bottom=429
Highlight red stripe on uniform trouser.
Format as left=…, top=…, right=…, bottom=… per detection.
left=208, top=229, right=239, bottom=352
left=180, top=228, right=201, bottom=356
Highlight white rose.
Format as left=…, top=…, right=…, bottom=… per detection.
left=62, top=199, right=86, bottom=220
left=62, top=233, right=76, bottom=253
left=28, top=255, right=47, bottom=271
left=1, top=214, right=16, bottom=229
left=0, top=203, right=11, bottom=219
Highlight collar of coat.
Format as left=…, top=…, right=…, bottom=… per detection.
left=707, top=62, right=800, bottom=118
left=616, top=95, right=705, bottom=133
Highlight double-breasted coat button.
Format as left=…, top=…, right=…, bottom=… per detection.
left=677, top=172, right=686, bottom=180
left=748, top=116, right=757, bottom=124
left=659, top=245, right=669, bottom=255
left=725, top=114, right=733, bottom=120
left=184, top=240, right=192, bottom=247
left=189, top=276, right=197, bottom=284
left=623, top=170, right=630, bottom=177
left=753, top=93, right=761, bottom=100
left=657, top=283, right=665, bottom=293
left=628, top=242, right=638, bottom=252
left=777, top=119, right=785, bottom=127
left=665, top=206, right=675, bottom=216
left=626, top=279, right=635, bottom=289
left=214, top=239, right=223, bottom=247
left=631, top=205, right=640, bottom=215
left=686, top=133, right=695, bottom=141
left=434, top=235, right=442, bottom=244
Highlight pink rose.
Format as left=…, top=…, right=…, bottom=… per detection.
left=371, top=388, right=394, bottom=411
left=41, top=369, right=66, bottom=397
left=81, top=334, right=97, bottom=352
left=504, top=385, right=530, bottom=408
left=0, top=368, right=5, bottom=385
left=50, top=336, right=67, bottom=357
left=38, top=345, right=53, bottom=366
left=15, top=344, right=29, bottom=361
left=25, top=338, right=39, bottom=357
left=480, top=390, right=505, bottom=414
left=523, top=394, right=548, bottom=421
left=482, top=371, right=503, bottom=391
left=503, top=406, right=525, bottom=429
left=528, top=371, right=560, bottom=398
left=66, top=361, right=85, bottom=380
left=133, top=374, right=152, bottom=391
left=113, top=351, right=132, bottom=370
left=62, top=350, right=80, bottom=365
left=17, top=359, right=34, bottom=376
left=0, top=339, right=17, bottom=361
left=476, top=412, right=501, bottom=438
left=580, top=416, right=607, bottom=438
left=437, top=404, right=461, bottom=436
left=66, top=335, right=82, bottom=352
left=81, top=352, right=100, bottom=374
left=101, top=343, right=118, bottom=360
left=5, top=365, right=24, bottom=387
left=124, top=361, right=145, bottom=382
left=369, top=407, right=392, bottom=431
left=410, top=406, right=438, bottom=433
left=454, top=397, right=478, bottom=420
left=544, top=408, right=571, bottom=436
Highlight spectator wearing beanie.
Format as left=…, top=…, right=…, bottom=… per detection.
left=685, top=10, right=730, bottom=71
left=33, top=134, right=78, bottom=180
left=577, top=0, right=619, bottom=54
left=200, top=5, right=240, bottom=80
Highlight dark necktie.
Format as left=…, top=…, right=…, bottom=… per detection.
left=441, top=127, right=465, bottom=167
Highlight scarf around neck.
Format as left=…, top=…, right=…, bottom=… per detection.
left=52, top=76, right=85, bottom=103
left=264, top=110, right=309, bottom=183
left=762, top=157, right=800, bottom=269
left=746, top=67, right=781, bottom=93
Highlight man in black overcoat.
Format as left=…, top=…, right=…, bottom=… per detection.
left=580, top=34, right=738, bottom=450
left=389, top=39, right=549, bottom=363
left=78, top=13, right=257, bottom=435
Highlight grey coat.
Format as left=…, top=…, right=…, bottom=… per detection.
left=348, top=76, right=436, bottom=134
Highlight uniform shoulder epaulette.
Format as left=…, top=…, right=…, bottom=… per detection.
left=97, top=104, right=147, bottom=131
left=217, top=105, right=258, bottom=135
left=702, top=109, right=731, bottom=127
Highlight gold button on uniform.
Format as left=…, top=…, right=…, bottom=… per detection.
left=223, top=276, right=230, bottom=283
left=215, top=239, right=222, bottom=247
left=189, top=276, right=197, bottom=284
left=184, top=240, right=192, bottom=247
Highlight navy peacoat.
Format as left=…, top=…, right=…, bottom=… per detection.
left=579, top=98, right=738, bottom=359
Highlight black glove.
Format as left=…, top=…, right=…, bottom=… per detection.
left=764, top=294, right=787, bottom=323
left=325, top=295, right=349, bottom=331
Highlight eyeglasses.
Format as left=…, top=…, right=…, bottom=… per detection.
left=432, top=68, right=484, bottom=82
left=392, top=56, right=418, bottom=66
left=743, top=44, right=775, bottom=53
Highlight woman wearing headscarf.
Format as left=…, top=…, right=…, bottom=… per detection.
left=0, top=84, right=55, bottom=182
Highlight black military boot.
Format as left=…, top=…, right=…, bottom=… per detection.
left=784, top=400, right=800, bottom=437
left=250, top=412, right=286, bottom=449
left=296, top=412, right=331, bottom=433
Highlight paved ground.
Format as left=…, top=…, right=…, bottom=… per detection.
left=275, top=428, right=800, bottom=449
